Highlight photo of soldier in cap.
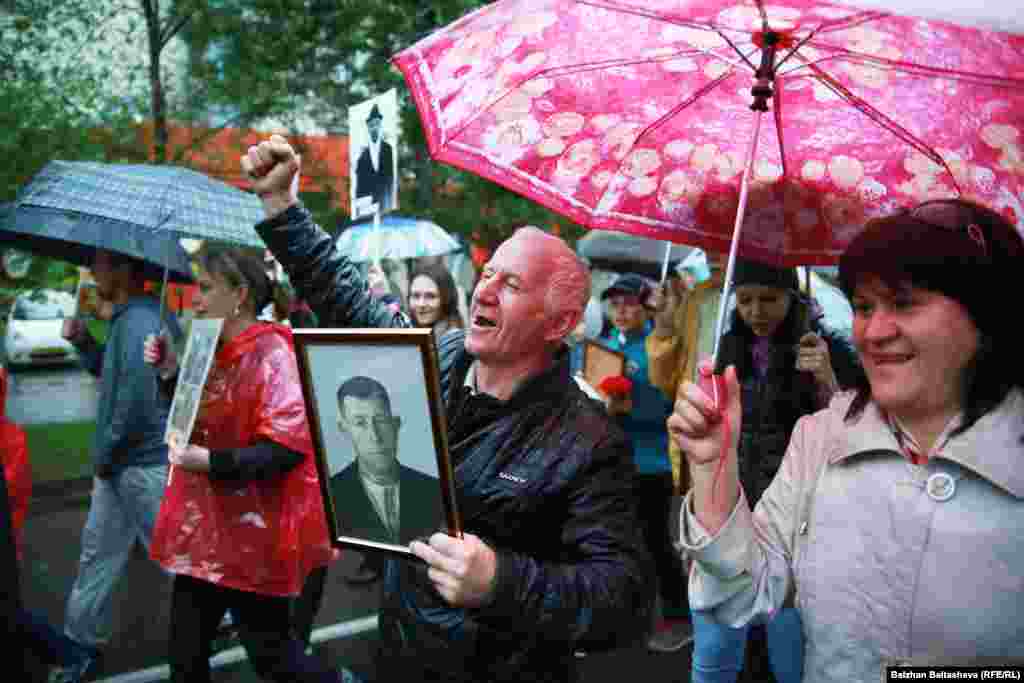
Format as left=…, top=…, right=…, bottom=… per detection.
left=350, top=91, right=398, bottom=218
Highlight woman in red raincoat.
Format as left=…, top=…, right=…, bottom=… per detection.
left=2, top=367, right=98, bottom=680
left=144, top=245, right=344, bottom=683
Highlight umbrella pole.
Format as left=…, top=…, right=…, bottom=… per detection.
left=373, top=204, right=381, bottom=263
left=158, top=265, right=170, bottom=334
left=710, top=109, right=765, bottom=373
left=154, top=240, right=172, bottom=405
left=659, top=242, right=672, bottom=285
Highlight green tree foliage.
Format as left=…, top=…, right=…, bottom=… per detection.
left=3, top=0, right=588, bottom=279
left=193, top=0, right=586, bottom=249
left=0, top=2, right=138, bottom=296
left=0, top=2, right=140, bottom=199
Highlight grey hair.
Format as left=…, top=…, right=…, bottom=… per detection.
left=512, top=226, right=590, bottom=321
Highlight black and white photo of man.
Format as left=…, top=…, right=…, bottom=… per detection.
left=350, top=91, right=398, bottom=218
left=329, top=375, right=440, bottom=548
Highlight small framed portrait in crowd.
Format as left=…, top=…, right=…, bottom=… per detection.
left=293, top=328, right=460, bottom=558
left=165, top=318, right=223, bottom=449
left=349, top=90, right=399, bottom=220
left=581, top=340, right=627, bottom=396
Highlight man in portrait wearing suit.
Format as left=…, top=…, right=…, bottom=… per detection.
left=331, top=375, right=441, bottom=582
left=183, top=334, right=211, bottom=386
left=352, top=104, right=396, bottom=214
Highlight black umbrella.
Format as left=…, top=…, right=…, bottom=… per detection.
left=576, top=231, right=696, bottom=281
left=1, top=161, right=267, bottom=284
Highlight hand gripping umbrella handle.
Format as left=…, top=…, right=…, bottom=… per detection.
left=697, top=363, right=731, bottom=505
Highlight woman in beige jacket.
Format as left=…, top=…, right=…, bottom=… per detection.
left=669, top=199, right=1024, bottom=681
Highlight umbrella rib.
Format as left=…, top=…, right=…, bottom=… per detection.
left=532, top=50, right=721, bottom=78
left=772, top=76, right=790, bottom=181
left=593, top=70, right=736, bottom=217
left=772, top=20, right=834, bottom=75
left=797, top=10, right=892, bottom=37
left=577, top=0, right=761, bottom=71
left=780, top=43, right=1024, bottom=91
left=799, top=60, right=963, bottom=193
left=443, top=48, right=751, bottom=148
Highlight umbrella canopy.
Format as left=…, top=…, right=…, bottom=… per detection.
left=1, top=161, right=267, bottom=283
left=393, top=0, right=1024, bottom=267
left=577, top=230, right=696, bottom=279
left=335, top=215, right=461, bottom=263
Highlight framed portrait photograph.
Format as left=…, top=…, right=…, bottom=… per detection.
left=349, top=89, right=399, bottom=220
left=581, top=340, right=627, bottom=396
left=293, top=328, right=460, bottom=559
left=165, top=318, right=223, bottom=449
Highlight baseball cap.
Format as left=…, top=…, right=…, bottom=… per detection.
left=601, top=274, right=651, bottom=301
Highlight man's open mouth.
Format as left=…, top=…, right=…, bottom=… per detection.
left=473, top=315, right=497, bottom=328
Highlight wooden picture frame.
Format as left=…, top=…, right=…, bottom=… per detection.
left=293, top=328, right=461, bottom=559
left=165, top=318, right=223, bottom=450
left=581, top=340, right=626, bottom=395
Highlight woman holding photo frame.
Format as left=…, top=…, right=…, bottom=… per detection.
left=142, top=245, right=346, bottom=683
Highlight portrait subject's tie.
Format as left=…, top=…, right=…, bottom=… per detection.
left=384, top=486, right=398, bottom=539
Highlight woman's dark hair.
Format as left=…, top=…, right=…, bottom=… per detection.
left=408, top=262, right=463, bottom=330
left=838, top=199, right=1024, bottom=435
left=724, top=290, right=815, bottom=378
left=193, top=244, right=275, bottom=317
left=729, top=290, right=810, bottom=343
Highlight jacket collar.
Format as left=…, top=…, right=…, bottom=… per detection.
left=832, top=390, right=1024, bottom=498
left=109, top=294, right=157, bottom=321
left=457, top=344, right=573, bottom=410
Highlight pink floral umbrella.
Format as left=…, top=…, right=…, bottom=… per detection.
left=393, top=0, right=1024, bottom=270
left=394, top=0, right=1023, bottom=382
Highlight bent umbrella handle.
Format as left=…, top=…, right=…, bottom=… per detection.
left=697, top=363, right=731, bottom=505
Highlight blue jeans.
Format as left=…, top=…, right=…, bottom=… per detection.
left=691, top=608, right=803, bottom=683
left=64, top=465, right=169, bottom=648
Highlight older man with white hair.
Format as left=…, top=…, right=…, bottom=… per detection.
left=242, top=135, right=655, bottom=683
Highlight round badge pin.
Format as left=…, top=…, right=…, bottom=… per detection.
left=925, top=472, right=956, bottom=502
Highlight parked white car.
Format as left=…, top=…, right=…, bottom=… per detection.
left=4, top=289, right=80, bottom=368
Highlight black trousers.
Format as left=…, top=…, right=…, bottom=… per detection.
left=635, top=471, right=688, bottom=617
left=168, top=574, right=339, bottom=683
left=291, top=565, right=328, bottom=647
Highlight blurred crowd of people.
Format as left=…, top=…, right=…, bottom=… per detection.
left=3, top=132, right=1022, bottom=683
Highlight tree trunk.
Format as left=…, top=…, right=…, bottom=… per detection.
left=142, top=0, right=167, bottom=164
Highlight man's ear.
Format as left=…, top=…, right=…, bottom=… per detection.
left=545, top=309, right=581, bottom=344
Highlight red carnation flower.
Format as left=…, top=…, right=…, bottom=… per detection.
left=598, top=375, right=633, bottom=398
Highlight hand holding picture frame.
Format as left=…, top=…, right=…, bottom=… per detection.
left=293, top=328, right=461, bottom=560
left=165, top=318, right=223, bottom=450
left=581, top=340, right=627, bottom=397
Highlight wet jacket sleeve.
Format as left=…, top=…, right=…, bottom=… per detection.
left=646, top=290, right=697, bottom=402
left=676, top=408, right=829, bottom=628
left=97, top=306, right=167, bottom=472
left=1, top=421, right=31, bottom=558
left=255, top=205, right=411, bottom=330
left=475, top=434, right=655, bottom=651
left=210, top=439, right=303, bottom=482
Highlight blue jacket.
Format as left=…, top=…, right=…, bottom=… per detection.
left=599, top=322, right=672, bottom=475
left=75, top=296, right=179, bottom=475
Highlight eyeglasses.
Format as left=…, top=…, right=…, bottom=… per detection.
left=906, top=200, right=988, bottom=258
